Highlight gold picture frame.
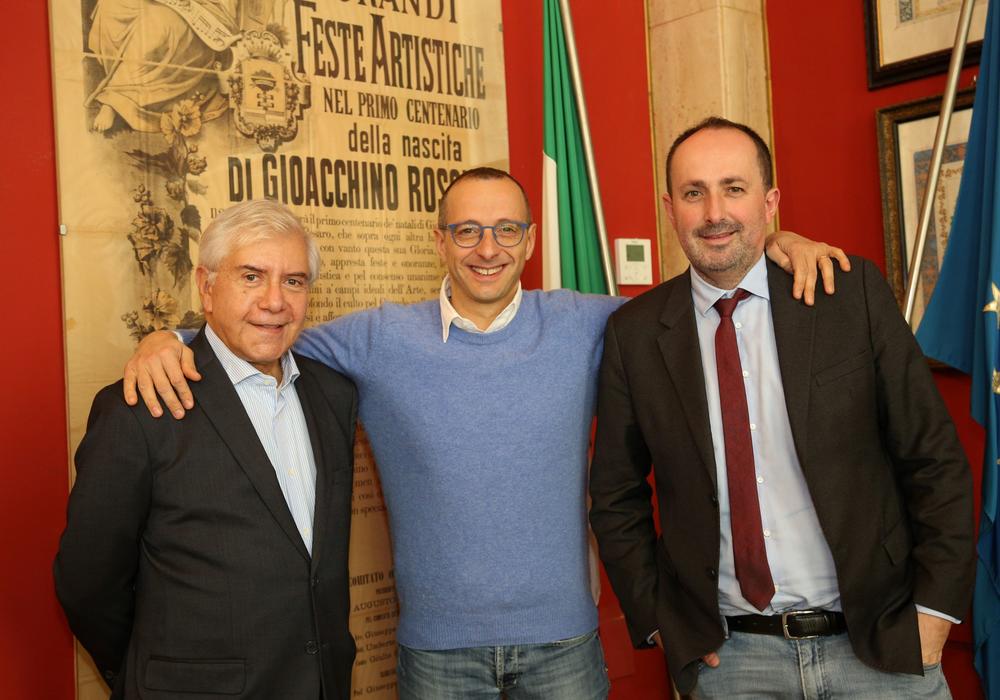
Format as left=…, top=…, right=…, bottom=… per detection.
left=876, top=87, right=975, bottom=339
left=864, top=0, right=988, bottom=88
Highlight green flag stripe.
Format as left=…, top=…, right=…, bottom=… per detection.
left=542, top=0, right=607, bottom=295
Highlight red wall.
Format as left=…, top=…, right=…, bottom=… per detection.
left=0, top=3, right=76, bottom=699
left=767, top=2, right=984, bottom=698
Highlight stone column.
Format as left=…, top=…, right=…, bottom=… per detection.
left=646, top=0, right=773, bottom=280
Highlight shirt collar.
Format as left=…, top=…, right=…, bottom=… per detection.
left=204, top=323, right=300, bottom=389
left=438, top=275, right=523, bottom=342
left=689, top=253, right=770, bottom=317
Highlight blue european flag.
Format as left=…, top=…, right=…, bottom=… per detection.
left=917, top=3, right=1000, bottom=695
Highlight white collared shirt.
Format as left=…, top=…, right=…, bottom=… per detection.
left=204, top=324, right=319, bottom=554
left=438, top=275, right=523, bottom=342
left=688, top=255, right=841, bottom=616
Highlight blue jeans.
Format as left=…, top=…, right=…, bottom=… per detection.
left=691, top=630, right=951, bottom=699
left=396, top=629, right=610, bottom=699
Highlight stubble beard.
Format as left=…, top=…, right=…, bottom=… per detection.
left=688, top=220, right=760, bottom=282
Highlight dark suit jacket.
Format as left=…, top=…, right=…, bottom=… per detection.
left=589, top=257, right=974, bottom=695
left=55, top=329, right=358, bottom=699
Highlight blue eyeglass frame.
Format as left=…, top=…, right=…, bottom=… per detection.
left=445, top=221, right=530, bottom=248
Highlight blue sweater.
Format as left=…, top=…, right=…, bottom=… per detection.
left=295, top=289, right=624, bottom=649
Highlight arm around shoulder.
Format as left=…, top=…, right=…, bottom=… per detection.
left=123, top=329, right=199, bottom=418
left=293, top=307, right=385, bottom=379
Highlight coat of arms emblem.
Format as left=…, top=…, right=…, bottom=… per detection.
left=229, top=29, right=311, bottom=152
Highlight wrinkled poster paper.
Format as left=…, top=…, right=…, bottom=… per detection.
left=48, top=1, right=508, bottom=697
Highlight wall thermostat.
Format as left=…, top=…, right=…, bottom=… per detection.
left=614, top=238, right=653, bottom=285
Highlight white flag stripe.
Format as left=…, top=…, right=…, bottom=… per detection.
left=542, top=153, right=562, bottom=291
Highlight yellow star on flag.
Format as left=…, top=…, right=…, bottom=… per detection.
left=985, top=282, right=1000, bottom=328
left=988, top=283, right=1000, bottom=395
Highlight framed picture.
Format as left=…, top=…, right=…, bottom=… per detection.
left=876, top=87, right=975, bottom=340
left=864, top=0, right=988, bottom=89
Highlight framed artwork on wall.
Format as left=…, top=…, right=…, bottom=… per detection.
left=864, top=0, right=988, bottom=88
left=876, top=87, right=975, bottom=337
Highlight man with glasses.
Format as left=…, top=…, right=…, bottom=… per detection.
left=120, top=167, right=845, bottom=698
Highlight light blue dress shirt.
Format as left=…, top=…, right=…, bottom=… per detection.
left=690, top=255, right=842, bottom=616
left=205, top=325, right=319, bottom=555
left=687, top=255, right=956, bottom=624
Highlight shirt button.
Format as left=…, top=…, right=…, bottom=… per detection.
left=305, top=641, right=318, bottom=654
left=742, top=370, right=749, bottom=378
left=734, top=322, right=742, bottom=329
left=289, top=468, right=297, bottom=476
left=763, top=529, right=771, bottom=538
left=756, top=475, right=764, bottom=484
left=749, top=423, right=757, bottom=431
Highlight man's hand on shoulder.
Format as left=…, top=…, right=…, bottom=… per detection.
left=764, top=230, right=851, bottom=306
left=123, top=330, right=201, bottom=419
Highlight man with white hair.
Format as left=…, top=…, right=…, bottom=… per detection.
left=54, top=199, right=358, bottom=699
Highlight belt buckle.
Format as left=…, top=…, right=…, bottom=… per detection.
left=781, top=609, right=820, bottom=640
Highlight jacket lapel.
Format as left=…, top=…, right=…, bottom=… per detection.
left=656, top=272, right=718, bottom=487
left=293, top=362, right=332, bottom=568
left=190, top=330, right=311, bottom=562
left=766, top=260, right=816, bottom=462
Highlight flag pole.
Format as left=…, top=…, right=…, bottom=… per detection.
left=904, top=0, right=977, bottom=324
left=557, top=0, right=618, bottom=295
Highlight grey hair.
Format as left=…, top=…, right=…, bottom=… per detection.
left=199, top=199, right=321, bottom=284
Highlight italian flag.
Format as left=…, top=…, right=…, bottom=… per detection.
left=542, top=0, right=607, bottom=294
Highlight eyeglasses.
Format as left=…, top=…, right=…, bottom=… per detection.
left=445, top=221, right=529, bottom=248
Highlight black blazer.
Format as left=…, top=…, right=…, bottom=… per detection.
left=55, top=328, right=358, bottom=699
left=589, top=257, right=974, bottom=695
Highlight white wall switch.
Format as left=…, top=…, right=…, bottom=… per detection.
left=614, top=238, right=653, bottom=285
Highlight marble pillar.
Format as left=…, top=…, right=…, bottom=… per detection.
left=646, top=0, right=774, bottom=279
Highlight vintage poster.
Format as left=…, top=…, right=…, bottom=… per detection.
left=48, top=1, right=508, bottom=697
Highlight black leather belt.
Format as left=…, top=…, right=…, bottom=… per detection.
left=726, top=610, right=846, bottom=640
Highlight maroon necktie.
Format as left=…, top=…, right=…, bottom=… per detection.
left=714, top=289, right=774, bottom=611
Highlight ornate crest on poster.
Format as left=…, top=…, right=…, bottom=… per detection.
left=228, top=29, right=311, bottom=152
